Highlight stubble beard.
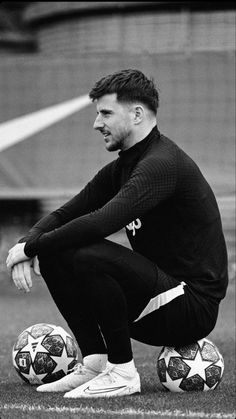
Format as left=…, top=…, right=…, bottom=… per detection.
left=105, top=135, right=123, bottom=152
left=105, top=127, right=131, bottom=152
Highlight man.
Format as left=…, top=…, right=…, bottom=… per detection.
left=6, top=69, right=228, bottom=398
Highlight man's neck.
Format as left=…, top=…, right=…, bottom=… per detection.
left=122, top=122, right=157, bottom=151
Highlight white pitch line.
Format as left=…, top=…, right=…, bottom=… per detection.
left=0, top=404, right=235, bottom=418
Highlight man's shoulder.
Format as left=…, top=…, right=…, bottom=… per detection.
left=156, top=133, right=211, bottom=188
left=155, top=133, right=198, bottom=167
left=158, top=133, right=181, bottom=153
left=141, top=132, right=179, bottom=164
left=137, top=131, right=201, bottom=178
left=100, top=157, right=120, bottom=172
left=133, top=139, right=178, bottom=179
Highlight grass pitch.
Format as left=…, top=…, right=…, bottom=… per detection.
left=0, top=279, right=235, bottom=419
left=0, top=196, right=235, bottom=419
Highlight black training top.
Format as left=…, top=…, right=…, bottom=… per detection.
left=22, top=126, right=228, bottom=302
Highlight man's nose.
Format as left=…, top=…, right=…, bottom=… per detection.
left=93, top=115, right=104, bottom=130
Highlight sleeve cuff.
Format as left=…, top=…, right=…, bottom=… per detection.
left=24, top=234, right=43, bottom=258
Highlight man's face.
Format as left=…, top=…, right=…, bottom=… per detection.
left=93, top=93, right=133, bottom=152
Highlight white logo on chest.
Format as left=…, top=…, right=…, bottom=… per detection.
left=126, top=218, right=142, bottom=236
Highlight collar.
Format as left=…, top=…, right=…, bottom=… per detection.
left=118, top=125, right=159, bottom=167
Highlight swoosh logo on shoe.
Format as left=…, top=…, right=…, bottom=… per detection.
left=83, top=385, right=127, bottom=394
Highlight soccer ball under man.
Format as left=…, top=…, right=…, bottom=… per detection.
left=12, top=323, right=79, bottom=385
left=157, top=338, right=224, bottom=392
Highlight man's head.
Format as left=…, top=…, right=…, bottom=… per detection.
left=89, top=69, right=159, bottom=151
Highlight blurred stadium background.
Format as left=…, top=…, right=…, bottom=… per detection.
left=0, top=1, right=235, bottom=229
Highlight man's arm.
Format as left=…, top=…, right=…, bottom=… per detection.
left=23, top=156, right=177, bottom=258
left=19, top=160, right=116, bottom=245
left=7, top=160, right=116, bottom=270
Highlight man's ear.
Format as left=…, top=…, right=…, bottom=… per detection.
left=133, top=105, right=145, bottom=124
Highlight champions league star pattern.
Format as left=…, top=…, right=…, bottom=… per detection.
left=12, top=323, right=79, bottom=384
left=157, top=338, right=224, bottom=392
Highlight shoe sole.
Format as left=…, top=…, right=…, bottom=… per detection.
left=64, top=379, right=141, bottom=398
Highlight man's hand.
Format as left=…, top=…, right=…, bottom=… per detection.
left=11, top=260, right=33, bottom=293
left=11, top=257, right=41, bottom=293
left=6, top=243, right=30, bottom=270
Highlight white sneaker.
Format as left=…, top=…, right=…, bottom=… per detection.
left=64, top=362, right=141, bottom=398
left=36, top=363, right=99, bottom=392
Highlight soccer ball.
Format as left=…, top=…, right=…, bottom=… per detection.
left=157, top=338, right=224, bottom=392
left=12, top=323, right=79, bottom=385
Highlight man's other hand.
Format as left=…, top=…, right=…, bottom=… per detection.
left=11, top=260, right=33, bottom=293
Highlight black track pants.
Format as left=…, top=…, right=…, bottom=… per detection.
left=38, top=239, right=219, bottom=363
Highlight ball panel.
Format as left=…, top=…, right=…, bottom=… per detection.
left=30, top=323, right=54, bottom=339
left=168, top=358, right=190, bottom=380
left=201, top=340, right=219, bottom=362
left=42, top=335, right=64, bottom=356
left=157, top=358, right=167, bottom=383
left=66, top=335, right=79, bottom=358
left=177, top=343, right=198, bottom=360
left=205, top=365, right=223, bottom=388
left=15, top=351, right=32, bottom=374
left=180, top=374, right=205, bottom=391
left=13, top=331, right=29, bottom=351
left=42, top=369, right=66, bottom=384
left=33, top=352, right=57, bottom=375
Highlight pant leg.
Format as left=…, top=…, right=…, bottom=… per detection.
left=38, top=251, right=107, bottom=357
left=70, top=239, right=159, bottom=363
left=38, top=238, right=159, bottom=363
left=72, top=239, right=158, bottom=322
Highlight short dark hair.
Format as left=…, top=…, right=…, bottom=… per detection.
left=89, top=69, right=159, bottom=114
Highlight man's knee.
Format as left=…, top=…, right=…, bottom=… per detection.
left=37, top=240, right=110, bottom=276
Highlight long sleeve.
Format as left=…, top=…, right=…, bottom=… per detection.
left=24, top=153, right=177, bottom=257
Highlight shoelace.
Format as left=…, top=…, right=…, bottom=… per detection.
left=96, top=365, right=137, bottom=385
left=95, top=365, right=118, bottom=385
left=69, top=362, right=101, bottom=376
left=67, top=363, right=84, bottom=375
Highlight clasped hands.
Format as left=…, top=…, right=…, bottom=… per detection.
left=6, top=243, right=41, bottom=293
